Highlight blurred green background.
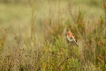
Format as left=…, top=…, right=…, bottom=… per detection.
left=0, top=0, right=103, bottom=25
left=0, top=0, right=104, bottom=42
left=0, top=0, right=104, bottom=43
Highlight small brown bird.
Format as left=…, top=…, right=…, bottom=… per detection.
left=66, top=28, right=78, bottom=47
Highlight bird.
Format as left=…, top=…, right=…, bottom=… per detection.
left=66, top=28, right=78, bottom=47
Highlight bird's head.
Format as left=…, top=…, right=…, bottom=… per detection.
left=66, top=28, right=70, bottom=32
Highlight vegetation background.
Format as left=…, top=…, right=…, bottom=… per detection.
left=0, top=0, right=106, bottom=71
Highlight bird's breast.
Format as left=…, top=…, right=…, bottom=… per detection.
left=66, top=33, right=72, bottom=37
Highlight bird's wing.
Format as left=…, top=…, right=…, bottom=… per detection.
left=71, top=37, right=78, bottom=47
left=72, top=36, right=76, bottom=42
left=67, top=36, right=79, bottom=47
left=66, top=36, right=73, bottom=42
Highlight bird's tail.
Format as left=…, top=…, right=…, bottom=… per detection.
left=74, top=40, right=79, bottom=47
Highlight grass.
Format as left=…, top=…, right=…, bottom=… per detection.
left=0, top=0, right=106, bottom=71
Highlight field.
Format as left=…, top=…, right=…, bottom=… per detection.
left=0, top=0, right=106, bottom=71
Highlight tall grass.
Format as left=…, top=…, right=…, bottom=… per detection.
left=0, top=0, right=106, bottom=71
